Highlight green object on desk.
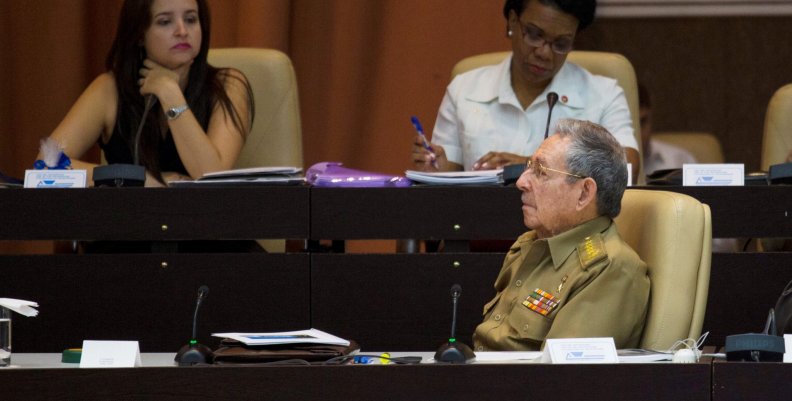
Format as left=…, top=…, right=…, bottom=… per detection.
left=61, top=348, right=82, bottom=363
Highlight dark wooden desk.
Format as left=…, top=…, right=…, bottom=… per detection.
left=0, top=186, right=312, bottom=352
left=3, top=354, right=711, bottom=401
left=712, top=359, right=792, bottom=401
left=2, top=253, right=311, bottom=352
left=310, top=186, right=524, bottom=241
left=0, top=186, right=310, bottom=240
left=310, top=186, right=792, bottom=348
left=646, top=186, right=792, bottom=238
left=2, top=185, right=791, bottom=352
left=311, top=185, right=792, bottom=240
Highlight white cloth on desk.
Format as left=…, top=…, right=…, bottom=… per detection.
left=432, top=53, right=637, bottom=171
left=644, top=138, right=697, bottom=175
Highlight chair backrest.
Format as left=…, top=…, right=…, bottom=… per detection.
left=208, top=48, right=303, bottom=169
left=450, top=51, right=642, bottom=170
left=614, top=189, right=712, bottom=350
left=761, top=83, right=792, bottom=171
left=653, top=131, right=725, bottom=164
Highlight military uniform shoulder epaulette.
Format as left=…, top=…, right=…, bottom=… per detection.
left=577, top=234, right=608, bottom=270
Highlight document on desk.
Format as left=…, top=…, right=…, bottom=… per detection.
left=212, top=328, right=350, bottom=346
left=199, top=166, right=302, bottom=179
left=404, top=169, right=503, bottom=185
left=617, top=348, right=673, bottom=363
left=168, top=166, right=305, bottom=186
left=169, top=176, right=306, bottom=186
left=471, top=351, right=543, bottom=363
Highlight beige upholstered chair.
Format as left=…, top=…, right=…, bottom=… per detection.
left=208, top=48, right=303, bottom=170
left=614, top=189, right=712, bottom=350
left=761, top=83, right=792, bottom=171
left=450, top=51, right=642, bottom=177
left=209, top=48, right=303, bottom=252
left=653, top=132, right=725, bottom=164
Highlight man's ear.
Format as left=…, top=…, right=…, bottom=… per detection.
left=576, top=177, right=597, bottom=211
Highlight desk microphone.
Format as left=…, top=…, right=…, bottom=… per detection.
left=92, top=95, right=155, bottom=187
left=544, top=92, right=559, bottom=139
left=175, top=285, right=213, bottom=366
left=434, top=284, right=475, bottom=363
left=502, top=92, right=559, bottom=185
left=724, top=308, right=785, bottom=362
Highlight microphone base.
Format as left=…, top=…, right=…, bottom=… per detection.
left=769, top=162, right=792, bottom=184
left=93, top=164, right=145, bottom=187
left=724, top=333, right=784, bottom=362
left=174, top=343, right=213, bottom=366
left=434, top=341, right=476, bottom=364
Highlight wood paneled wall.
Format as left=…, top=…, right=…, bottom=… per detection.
left=576, top=17, right=792, bottom=171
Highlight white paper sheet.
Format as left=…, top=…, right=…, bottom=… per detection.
left=212, top=328, right=350, bottom=346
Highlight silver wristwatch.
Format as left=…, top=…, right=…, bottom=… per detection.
left=166, top=104, right=189, bottom=120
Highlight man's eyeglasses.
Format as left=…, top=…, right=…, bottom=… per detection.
left=519, top=22, right=574, bottom=55
left=526, top=159, right=586, bottom=180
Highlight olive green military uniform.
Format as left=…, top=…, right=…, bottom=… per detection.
left=473, top=216, right=650, bottom=351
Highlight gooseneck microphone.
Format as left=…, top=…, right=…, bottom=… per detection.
left=175, top=285, right=213, bottom=366
left=92, top=95, right=155, bottom=187
left=449, top=284, right=461, bottom=339
left=544, top=92, right=559, bottom=139
left=434, top=284, right=476, bottom=363
left=502, top=92, right=560, bottom=185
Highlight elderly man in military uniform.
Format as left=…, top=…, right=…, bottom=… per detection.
left=474, top=118, right=650, bottom=351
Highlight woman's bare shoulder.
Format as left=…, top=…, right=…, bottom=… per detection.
left=74, top=72, right=120, bottom=108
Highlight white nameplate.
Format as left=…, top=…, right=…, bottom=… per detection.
left=80, top=340, right=142, bottom=368
left=682, top=163, right=744, bottom=186
left=784, top=334, right=792, bottom=363
left=24, top=169, right=87, bottom=188
left=541, top=337, right=618, bottom=364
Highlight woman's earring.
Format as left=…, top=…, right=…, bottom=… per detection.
left=507, top=30, right=513, bottom=37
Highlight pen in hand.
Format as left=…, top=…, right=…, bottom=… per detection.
left=410, top=116, right=439, bottom=169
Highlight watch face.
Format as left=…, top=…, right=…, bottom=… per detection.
left=167, top=105, right=187, bottom=120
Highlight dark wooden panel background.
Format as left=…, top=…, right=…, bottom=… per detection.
left=577, top=17, right=792, bottom=171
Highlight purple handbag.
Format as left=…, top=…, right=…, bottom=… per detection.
left=306, top=162, right=412, bottom=187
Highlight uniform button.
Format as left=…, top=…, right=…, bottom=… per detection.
left=494, top=314, right=502, bottom=321
left=523, top=324, right=530, bottom=331
left=515, top=280, right=522, bottom=287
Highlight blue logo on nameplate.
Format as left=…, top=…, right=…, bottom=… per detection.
left=565, top=351, right=605, bottom=361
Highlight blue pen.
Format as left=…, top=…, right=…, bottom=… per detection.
left=410, top=116, right=439, bottom=169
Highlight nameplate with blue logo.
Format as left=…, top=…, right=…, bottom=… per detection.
left=541, top=337, right=618, bottom=364
left=24, top=169, right=87, bottom=188
left=682, top=163, right=744, bottom=186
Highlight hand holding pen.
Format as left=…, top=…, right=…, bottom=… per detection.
left=410, top=116, right=441, bottom=170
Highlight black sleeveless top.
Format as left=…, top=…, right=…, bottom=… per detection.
left=99, top=126, right=188, bottom=175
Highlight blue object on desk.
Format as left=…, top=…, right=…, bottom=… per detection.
left=33, top=152, right=71, bottom=170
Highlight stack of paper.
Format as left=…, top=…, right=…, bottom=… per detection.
left=212, top=328, right=350, bottom=346
left=405, top=169, right=503, bottom=185
left=616, top=348, right=673, bottom=363
left=169, top=166, right=305, bottom=186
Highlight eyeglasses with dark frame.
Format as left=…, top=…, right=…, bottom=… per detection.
left=526, top=159, right=587, bottom=180
left=518, top=22, right=574, bottom=55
